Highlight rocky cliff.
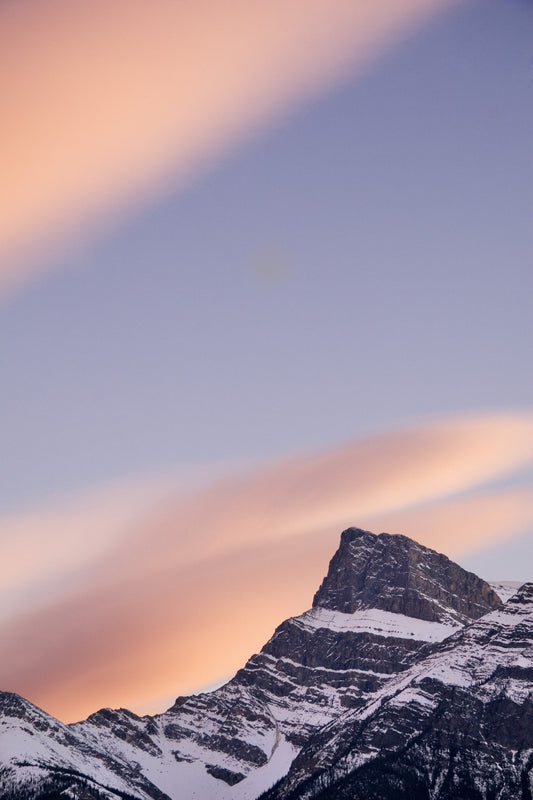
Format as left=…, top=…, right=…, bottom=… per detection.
left=259, top=583, right=533, bottom=800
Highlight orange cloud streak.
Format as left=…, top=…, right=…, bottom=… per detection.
left=0, top=0, right=457, bottom=294
left=360, top=487, right=533, bottom=563
left=1, top=412, right=532, bottom=721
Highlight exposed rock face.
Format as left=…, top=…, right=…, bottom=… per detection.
left=222, top=529, right=500, bottom=752
left=259, top=583, right=533, bottom=800
left=313, top=528, right=500, bottom=623
left=1, top=528, right=524, bottom=800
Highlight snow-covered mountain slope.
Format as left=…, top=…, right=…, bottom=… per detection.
left=490, top=581, right=525, bottom=603
left=260, top=583, right=533, bottom=800
left=0, top=692, right=168, bottom=800
left=0, top=528, right=506, bottom=800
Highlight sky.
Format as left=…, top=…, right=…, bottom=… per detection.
left=1, top=0, right=532, bottom=723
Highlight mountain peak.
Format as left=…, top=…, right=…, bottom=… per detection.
left=508, top=582, right=533, bottom=606
left=312, top=527, right=501, bottom=625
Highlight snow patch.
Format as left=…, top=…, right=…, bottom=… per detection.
left=295, top=607, right=460, bottom=643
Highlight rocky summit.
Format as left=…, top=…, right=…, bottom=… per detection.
left=1, top=528, right=531, bottom=800
left=313, top=528, right=499, bottom=623
left=260, top=582, right=533, bottom=800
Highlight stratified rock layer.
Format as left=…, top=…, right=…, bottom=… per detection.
left=260, top=583, right=533, bottom=800
left=313, top=528, right=499, bottom=623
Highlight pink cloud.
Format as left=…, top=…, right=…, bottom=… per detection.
left=0, top=0, right=457, bottom=295
left=360, top=486, right=533, bottom=565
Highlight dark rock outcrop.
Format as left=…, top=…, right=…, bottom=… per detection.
left=313, top=528, right=500, bottom=623
left=259, top=583, right=533, bottom=800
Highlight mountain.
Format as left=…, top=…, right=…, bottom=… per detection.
left=1, top=527, right=530, bottom=800
left=259, top=582, right=533, bottom=800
